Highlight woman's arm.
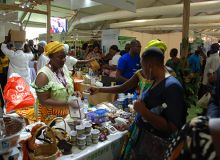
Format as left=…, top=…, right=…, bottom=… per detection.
left=77, top=58, right=95, bottom=64
left=116, top=70, right=128, bottom=83
left=1, top=43, right=15, bottom=58
left=35, top=72, right=68, bottom=106
left=134, top=100, right=177, bottom=133
left=90, top=73, right=139, bottom=94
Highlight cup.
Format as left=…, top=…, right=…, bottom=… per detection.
left=70, top=130, right=77, bottom=143
left=76, top=125, right=85, bottom=136
left=77, top=135, right=86, bottom=145
left=91, top=129, right=100, bottom=139
left=84, top=122, right=92, bottom=134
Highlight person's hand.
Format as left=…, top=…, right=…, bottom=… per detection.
left=133, top=99, right=148, bottom=114
left=4, top=30, right=11, bottom=44
left=89, top=58, right=96, bottom=62
left=24, top=44, right=31, bottom=53
left=208, top=72, right=216, bottom=84
left=89, top=87, right=100, bottom=95
left=73, top=91, right=82, bottom=98
left=67, top=96, right=79, bottom=108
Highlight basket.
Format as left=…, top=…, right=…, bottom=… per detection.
left=47, top=117, right=69, bottom=141
left=28, top=126, right=59, bottom=160
left=47, top=117, right=72, bottom=155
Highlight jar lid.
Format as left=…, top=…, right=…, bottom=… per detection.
left=77, top=135, right=86, bottom=140
left=70, top=130, right=77, bottom=136
left=84, top=122, right=92, bottom=128
left=76, top=125, right=85, bottom=130
left=84, top=133, right=91, bottom=137
left=91, top=129, right=100, bottom=135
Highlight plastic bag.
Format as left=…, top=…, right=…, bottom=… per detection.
left=3, top=74, right=35, bottom=112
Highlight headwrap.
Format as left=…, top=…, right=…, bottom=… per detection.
left=64, top=44, right=69, bottom=54
left=45, top=41, right=64, bottom=56
left=38, top=41, right=47, bottom=48
left=145, top=39, right=167, bottom=53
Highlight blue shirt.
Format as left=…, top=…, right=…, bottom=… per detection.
left=117, top=53, right=141, bottom=79
left=188, top=53, right=201, bottom=73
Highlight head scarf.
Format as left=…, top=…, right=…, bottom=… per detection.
left=45, top=41, right=64, bottom=56
left=145, top=39, right=167, bottom=53
left=38, top=41, right=47, bottom=48
left=64, top=44, right=69, bottom=54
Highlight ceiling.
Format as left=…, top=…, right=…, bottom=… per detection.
left=0, top=0, right=220, bottom=37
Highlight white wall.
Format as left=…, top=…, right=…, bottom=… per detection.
left=102, top=29, right=120, bottom=54
left=120, top=29, right=182, bottom=62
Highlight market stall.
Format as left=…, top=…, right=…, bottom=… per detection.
left=1, top=72, right=134, bottom=159
left=15, top=98, right=133, bottom=160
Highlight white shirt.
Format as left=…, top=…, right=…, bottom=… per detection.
left=1, top=43, right=34, bottom=84
left=109, top=52, right=121, bottom=66
left=65, top=55, right=78, bottom=71
left=37, top=53, right=49, bottom=72
left=202, top=52, right=220, bottom=85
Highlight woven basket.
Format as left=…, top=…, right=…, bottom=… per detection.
left=47, top=117, right=69, bottom=141
left=47, top=117, right=72, bottom=155
left=28, top=126, right=59, bottom=160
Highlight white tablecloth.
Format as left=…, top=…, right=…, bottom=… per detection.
left=59, top=131, right=127, bottom=160
left=19, top=127, right=127, bottom=160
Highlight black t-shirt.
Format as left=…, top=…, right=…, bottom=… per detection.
left=141, top=76, right=187, bottom=130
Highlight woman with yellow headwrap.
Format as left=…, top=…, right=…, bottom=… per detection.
left=31, top=41, right=76, bottom=123
left=90, top=39, right=168, bottom=96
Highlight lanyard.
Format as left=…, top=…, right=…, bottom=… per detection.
left=48, top=64, right=68, bottom=89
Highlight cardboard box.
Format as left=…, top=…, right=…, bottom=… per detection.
left=79, top=83, right=116, bottom=105
left=10, top=30, right=26, bottom=42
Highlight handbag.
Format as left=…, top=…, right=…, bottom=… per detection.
left=132, top=125, right=170, bottom=160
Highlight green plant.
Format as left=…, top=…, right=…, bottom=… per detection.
left=177, top=59, right=203, bottom=122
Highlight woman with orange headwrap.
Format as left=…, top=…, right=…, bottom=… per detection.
left=32, top=41, right=77, bottom=123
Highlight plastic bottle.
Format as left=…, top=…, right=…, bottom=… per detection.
left=132, top=92, right=138, bottom=102
left=83, top=98, right=89, bottom=113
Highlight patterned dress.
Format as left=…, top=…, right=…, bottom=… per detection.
left=32, top=65, right=74, bottom=124
left=165, top=116, right=217, bottom=160
left=136, top=69, right=152, bottom=95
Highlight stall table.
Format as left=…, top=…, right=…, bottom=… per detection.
left=60, top=131, right=127, bottom=160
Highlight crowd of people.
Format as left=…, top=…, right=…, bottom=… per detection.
left=0, top=31, right=220, bottom=159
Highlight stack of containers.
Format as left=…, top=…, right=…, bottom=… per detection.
left=71, top=121, right=100, bottom=150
